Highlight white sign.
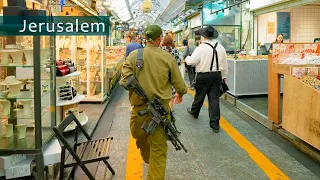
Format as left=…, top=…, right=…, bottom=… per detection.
left=250, top=0, right=288, bottom=10
left=190, top=14, right=201, bottom=28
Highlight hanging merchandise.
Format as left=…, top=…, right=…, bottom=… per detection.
left=60, top=0, right=66, bottom=11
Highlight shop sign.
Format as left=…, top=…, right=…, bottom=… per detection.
left=0, top=16, right=111, bottom=36
left=277, top=12, right=290, bottom=39
left=267, top=22, right=275, bottom=34
left=250, top=0, right=288, bottom=11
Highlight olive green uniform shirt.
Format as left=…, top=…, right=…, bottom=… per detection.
left=120, top=44, right=188, bottom=106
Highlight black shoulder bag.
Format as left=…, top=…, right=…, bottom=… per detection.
left=205, top=42, right=229, bottom=97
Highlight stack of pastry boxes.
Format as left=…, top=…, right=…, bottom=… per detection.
left=0, top=154, right=34, bottom=179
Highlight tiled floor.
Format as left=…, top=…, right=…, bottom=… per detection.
left=75, top=87, right=320, bottom=180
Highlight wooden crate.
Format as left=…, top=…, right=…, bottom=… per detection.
left=272, top=64, right=292, bottom=75
left=282, top=75, right=320, bottom=150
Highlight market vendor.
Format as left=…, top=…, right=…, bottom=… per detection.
left=270, top=34, right=284, bottom=53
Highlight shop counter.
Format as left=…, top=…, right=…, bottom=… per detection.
left=282, top=75, right=320, bottom=150
left=226, top=59, right=268, bottom=96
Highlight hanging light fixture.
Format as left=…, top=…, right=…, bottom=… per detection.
left=142, top=0, right=152, bottom=13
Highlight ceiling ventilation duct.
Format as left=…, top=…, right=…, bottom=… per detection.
left=142, top=0, right=153, bottom=13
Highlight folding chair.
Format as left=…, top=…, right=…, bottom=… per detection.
left=53, top=112, right=115, bottom=180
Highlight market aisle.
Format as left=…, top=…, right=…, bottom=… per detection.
left=82, top=85, right=320, bottom=180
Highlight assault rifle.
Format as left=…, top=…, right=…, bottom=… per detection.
left=123, top=75, right=188, bottom=153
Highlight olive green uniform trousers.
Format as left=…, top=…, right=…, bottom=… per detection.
left=130, top=104, right=169, bottom=180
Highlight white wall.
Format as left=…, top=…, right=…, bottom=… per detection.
left=291, top=5, right=320, bottom=42
left=257, top=5, right=320, bottom=45
left=257, top=12, right=277, bottom=45
left=257, top=9, right=290, bottom=45
left=250, top=0, right=287, bottom=10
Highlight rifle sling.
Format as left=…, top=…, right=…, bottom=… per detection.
left=136, top=49, right=144, bottom=78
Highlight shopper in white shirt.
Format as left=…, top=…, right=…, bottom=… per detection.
left=185, top=26, right=228, bottom=133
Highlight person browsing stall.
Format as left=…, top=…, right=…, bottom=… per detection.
left=120, top=25, right=188, bottom=179
left=125, top=36, right=142, bottom=58
left=185, top=26, right=228, bottom=133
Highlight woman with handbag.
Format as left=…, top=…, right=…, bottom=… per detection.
left=185, top=26, right=228, bottom=133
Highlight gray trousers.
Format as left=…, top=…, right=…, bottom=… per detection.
left=187, top=65, right=195, bottom=87
left=190, top=72, right=222, bottom=129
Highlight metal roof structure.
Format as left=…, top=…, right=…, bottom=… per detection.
left=99, top=0, right=188, bottom=27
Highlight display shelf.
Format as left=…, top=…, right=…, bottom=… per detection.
left=64, top=115, right=88, bottom=132
left=272, top=63, right=320, bottom=76
left=0, top=90, right=53, bottom=100
left=56, top=94, right=85, bottom=107
left=269, top=43, right=320, bottom=125
left=56, top=71, right=81, bottom=79
left=0, top=35, right=56, bottom=180
left=0, top=105, right=50, bottom=120
left=81, top=96, right=108, bottom=102
left=0, top=128, right=53, bottom=151
left=0, top=65, right=34, bottom=67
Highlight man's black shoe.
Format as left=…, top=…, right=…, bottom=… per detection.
left=187, top=108, right=198, bottom=119
left=212, top=128, right=220, bottom=133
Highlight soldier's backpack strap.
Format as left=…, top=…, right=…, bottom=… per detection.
left=136, top=49, right=144, bottom=78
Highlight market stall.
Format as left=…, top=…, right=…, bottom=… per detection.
left=226, top=55, right=268, bottom=96
left=105, top=46, right=125, bottom=95
left=269, top=43, right=320, bottom=150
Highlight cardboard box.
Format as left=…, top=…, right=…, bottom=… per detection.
left=0, top=154, right=26, bottom=169
left=5, top=157, right=34, bottom=179
left=43, top=139, right=61, bottom=166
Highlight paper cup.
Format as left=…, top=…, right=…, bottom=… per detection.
left=15, top=124, right=27, bottom=139
left=4, top=124, right=13, bottom=137
left=20, top=100, right=32, bottom=116
left=23, top=49, right=33, bottom=66
left=0, top=125, right=4, bottom=137
left=7, top=51, right=23, bottom=65
left=0, top=100, right=11, bottom=115
left=8, top=82, right=22, bottom=96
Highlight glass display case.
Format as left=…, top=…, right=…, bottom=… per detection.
left=0, top=35, right=55, bottom=151
left=55, top=36, right=86, bottom=129
left=56, top=36, right=125, bottom=102
left=0, top=34, right=56, bottom=180
left=75, top=36, right=106, bottom=102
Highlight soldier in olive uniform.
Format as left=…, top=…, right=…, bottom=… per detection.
left=120, top=25, right=188, bottom=179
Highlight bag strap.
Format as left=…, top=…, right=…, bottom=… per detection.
left=136, top=49, right=144, bottom=78
left=205, top=42, right=219, bottom=71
